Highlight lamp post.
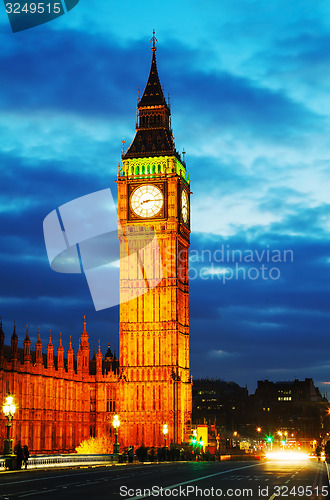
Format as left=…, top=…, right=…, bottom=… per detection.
left=277, top=430, right=287, bottom=449
left=192, top=429, right=197, bottom=459
left=3, top=394, right=16, bottom=455
left=112, top=414, right=120, bottom=454
left=163, top=424, right=168, bottom=448
left=256, top=427, right=262, bottom=450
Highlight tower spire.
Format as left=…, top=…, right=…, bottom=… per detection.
left=57, top=332, right=64, bottom=370
left=122, top=34, right=181, bottom=161
left=24, top=323, right=31, bottom=364
left=36, top=326, right=43, bottom=366
left=0, top=316, right=4, bottom=363
left=137, top=35, right=167, bottom=109
left=11, top=321, right=18, bottom=357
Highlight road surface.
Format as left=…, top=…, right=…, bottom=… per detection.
left=0, top=458, right=328, bottom=499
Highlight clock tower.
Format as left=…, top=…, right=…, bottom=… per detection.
left=117, top=34, right=192, bottom=448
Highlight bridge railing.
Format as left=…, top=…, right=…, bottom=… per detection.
left=0, top=454, right=117, bottom=471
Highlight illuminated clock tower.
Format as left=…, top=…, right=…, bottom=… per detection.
left=117, top=34, right=192, bottom=447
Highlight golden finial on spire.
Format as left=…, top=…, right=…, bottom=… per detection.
left=36, top=326, right=42, bottom=344
left=25, top=323, right=30, bottom=340
left=82, top=315, right=87, bottom=334
left=182, top=148, right=186, bottom=164
left=122, top=137, right=125, bottom=155
left=150, top=29, right=157, bottom=52
left=97, top=339, right=102, bottom=356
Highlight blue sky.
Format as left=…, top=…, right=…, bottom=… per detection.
left=1, top=0, right=330, bottom=392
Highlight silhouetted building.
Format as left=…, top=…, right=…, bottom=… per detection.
left=193, top=378, right=248, bottom=428
left=253, top=378, right=326, bottom=405
left=251, top=378, right=328, bottom=441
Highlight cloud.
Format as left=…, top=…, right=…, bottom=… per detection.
left=188, top=229, right=330, bottom=389
left=208, top=349, right=239, bottom=358
left=1, top=2, right=330, bottom=394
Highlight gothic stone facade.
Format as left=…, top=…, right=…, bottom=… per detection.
left=116, top=40, right=192, bottom=448
left=0, top=321, right=118, bottom=454
left=0, top=40, right=192, bottom=453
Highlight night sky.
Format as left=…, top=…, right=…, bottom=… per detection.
left=1, top=1, right=330, bottom=393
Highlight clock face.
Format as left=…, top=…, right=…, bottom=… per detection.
left=181, top=189, right=189, bottom=223
left=130, top=184, right=164, bottom=218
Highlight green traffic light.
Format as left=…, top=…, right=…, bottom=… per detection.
left=190, top=435, right=197, bottom=446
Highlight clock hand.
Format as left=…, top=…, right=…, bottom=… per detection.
left=139, top=197, right=163, bottom=205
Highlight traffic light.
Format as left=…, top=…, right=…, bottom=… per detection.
left=189, top=435, right=197, bottom=446
left=266, top=435, right=273, bottom=443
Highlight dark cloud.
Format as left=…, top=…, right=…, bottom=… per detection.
left=1, top=20, right=330, bottom=394
left=187, top=229, right=330, bottom=389
left=0, top=31, right=322, bottom=142
left=0, top=30, right=158, bottom=118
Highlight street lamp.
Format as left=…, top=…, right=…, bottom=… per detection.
left=190, top=429, right=197, bottom=458
left=3, top=395, right=16, bottom=455
left=277, top=430, right=287, bottom=449
left=256, top=427, right=262, bottom=450
left=163, top=424, right=168, bottom=448
left=112, top=414, right=120, bottom=454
